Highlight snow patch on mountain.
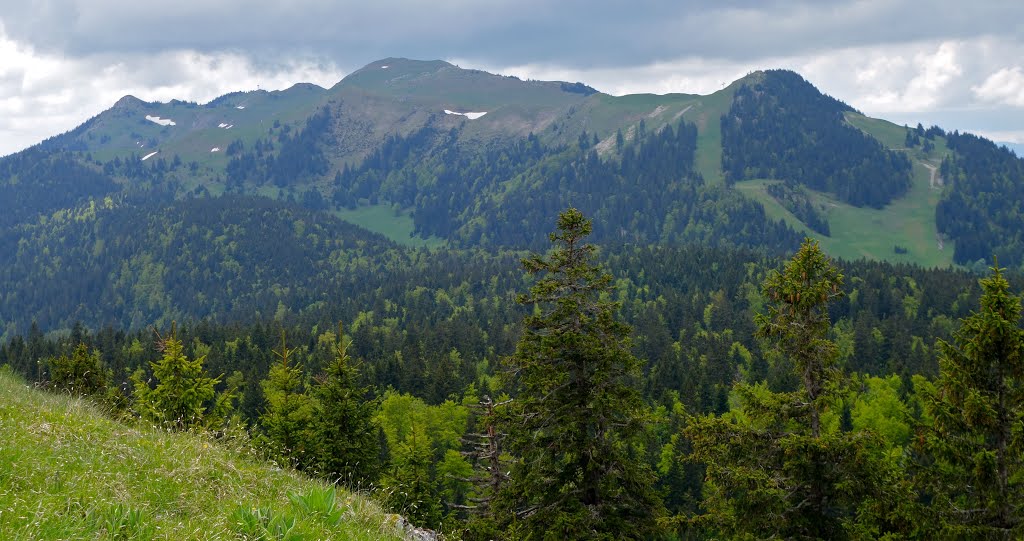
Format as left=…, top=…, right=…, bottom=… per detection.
left=145, top=115, right=175, bottom=126
left=141, top=151, right=158, bottom=161
left=444, top=109, right=487, bottom=120
left=210, top=147, right=220, bottom=152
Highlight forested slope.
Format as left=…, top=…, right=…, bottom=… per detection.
left=938, top=131, right=1024, bottom=266
left=721, top=70, right=913, bottom=207
left=0, top=195, right=404, bottom=334
left=2, top=220, right=1021, bottom=538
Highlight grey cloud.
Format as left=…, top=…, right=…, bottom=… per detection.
left=2, top=1, right=1021, bottom=70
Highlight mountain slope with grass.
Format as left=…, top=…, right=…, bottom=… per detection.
left=734, top=112, right=955, bottom=267
left=0, top=366, right=408, bottom=540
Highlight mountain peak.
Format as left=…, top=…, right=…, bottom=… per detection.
left=112, top=95, right=146, bottom=109
left=342, top=58, right=454, bottom=83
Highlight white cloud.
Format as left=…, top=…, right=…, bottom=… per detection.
left=972, top=67, right=1024, bottom=107
left=903, top=42, right=962, bottom=108
left=483, top=57, right=760, bottom=97
left=973, top=129, right=1024, bottom=144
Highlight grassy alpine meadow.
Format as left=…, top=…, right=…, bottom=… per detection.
left=0, top=367, right=405, bottom=540
left=735, top=112, right=955, bottom=267
left=334, top=204, right=445, bottom=248
left=735, top=171, right=953, bottom=267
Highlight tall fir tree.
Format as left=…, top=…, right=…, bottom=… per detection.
left=685, top=239, right=917, bottom=539
left=312, top=323, right=380, bottom=487
left=497, top=208, right=664, bottom=540
left=924, top=263, right=1024, bottom=538
left=755, top=236, right=844, bottom=437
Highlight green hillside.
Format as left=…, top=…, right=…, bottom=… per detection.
left=734, top=112, right=955, bottom=266
left=0, top=367, right=407, bottom=540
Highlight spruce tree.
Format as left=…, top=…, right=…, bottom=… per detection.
left=132, top=324, right=219, bottom=430
left=47, top=343, right=109, bottom=396
left=258, top=330, right=316, bottom=469
left=685, top=239, right=917, bottom=539
left=755, top=236, right=844, bottom=437
left=312, top=323, right=380, bottom=487
left=497, top=208, right=663, bottom=540
left=925, top=263, right=1024, bottom=538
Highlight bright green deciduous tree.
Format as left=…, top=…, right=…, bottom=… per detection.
left=497, top=208, right=664, bottom=540
left=381, top=425, right=443, bottom=528
left=924, top=263, right=1024, bottom=538
left=375, top=390, right=471, bottom=530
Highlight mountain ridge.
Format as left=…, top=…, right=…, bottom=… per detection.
left=3, top=58, right=1022, bottom=270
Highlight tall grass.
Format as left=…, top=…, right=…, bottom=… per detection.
left=0, top=367, right=405, bottom=540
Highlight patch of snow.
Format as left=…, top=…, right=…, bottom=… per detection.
left=236, top=105, right=245, bottom=109
left=141, top=151, right=158, bottom=161
left=224, top=124, right=233, bottom=129
left=218, top=123, right=229, bottom=128
left=145, top=115, right=176, bottom=126
left=381, top=65, right=389, bottom=69
left=210, top=147, right=220, bottom=153
left=444, top=109, right=487, bottom=120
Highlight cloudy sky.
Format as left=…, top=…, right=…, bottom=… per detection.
left=2, top=0, right=1023, bottom=156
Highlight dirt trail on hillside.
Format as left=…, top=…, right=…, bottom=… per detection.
left=921, top=161, right=945, bottom=251
left=921, top=162, right=942, bottom=189
left=648, top=105, right=668, bottom=118
left=672, top=104, right=694, bottom=122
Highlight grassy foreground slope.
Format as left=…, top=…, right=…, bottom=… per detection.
left=0, top=368, right=405, bottom=540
